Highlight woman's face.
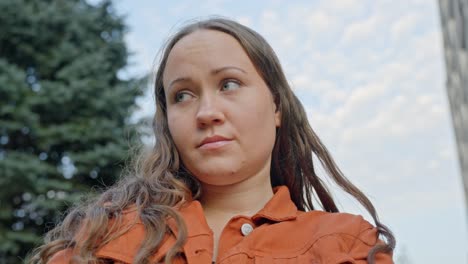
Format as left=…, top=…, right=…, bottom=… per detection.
left=163, top=29, right=280, bottom=186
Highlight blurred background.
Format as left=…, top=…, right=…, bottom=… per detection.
left=0, top=0, right=467, bottom=263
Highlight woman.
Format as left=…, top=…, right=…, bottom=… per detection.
left=30, top=18, right=395, bottom=264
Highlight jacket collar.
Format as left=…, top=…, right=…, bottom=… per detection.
left=176, top=185, right=298, bottom=237
left=251, top=185, right=298, bottom=223
left=95, top=186, right=299, bottom=262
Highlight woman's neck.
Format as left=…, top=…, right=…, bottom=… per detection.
left=201, top=182, right=273, bottom=217
left=199, top=164, right=274, bottom=262
left=200, top=168, right=274, bottom=217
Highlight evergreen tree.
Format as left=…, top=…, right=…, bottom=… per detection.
left=0, top=0, right=144, bottom=262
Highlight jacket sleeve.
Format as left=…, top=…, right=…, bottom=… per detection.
left=348, top=218, right=394, bottom=264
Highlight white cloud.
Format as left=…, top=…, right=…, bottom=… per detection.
left=260, top=9, right=278, bottom=22
left=327, top=0, right=362, bottom=10
left=391, top=12, right=422, bottom=40
left=235, top=16, right=252, bottom=27
left=341, top=15, right=380, bottom=44
left=290, top=74, right=313, bottom=90
left=319, top=0, right=366, bottom=17
left=305, top=11, right=337, bottom=33
left=124, top=32, right=154, bottom=76
left=440, top=147, right=456, bottom=160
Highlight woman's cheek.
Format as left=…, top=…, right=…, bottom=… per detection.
left=167, top=115, right=183, bottom=147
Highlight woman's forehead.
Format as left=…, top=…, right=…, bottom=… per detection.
left=171, top=29, right=241, bottom=55
left=163, top=30, right=255, bottom=84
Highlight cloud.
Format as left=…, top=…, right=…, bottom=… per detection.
left=390, top=12, right=422, bottom=40
left=341, top=15, right=380, bottom=44
left=305, top=11, right=337, bottom=33
left=327, top=0, right=362, bottom=10
left=235, top=16, right=252, bottom=27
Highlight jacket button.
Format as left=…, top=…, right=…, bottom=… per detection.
left=241, top=223, right=253, bottom=236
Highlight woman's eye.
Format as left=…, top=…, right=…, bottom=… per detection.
left=174, top=91, right=192, bottom=103
left=221, top=80, right=240, bottom=91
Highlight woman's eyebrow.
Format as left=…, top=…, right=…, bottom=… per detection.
left=168, top=77, right=191, bottom=90
left=211, top=66, right=247, bottom=75
left=168, top=66, right=247, bottom=90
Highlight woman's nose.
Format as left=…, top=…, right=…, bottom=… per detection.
left=196, top=95, right=225, bottom=128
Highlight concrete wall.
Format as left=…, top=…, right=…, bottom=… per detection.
left=439, top=0, right=468, bottom=210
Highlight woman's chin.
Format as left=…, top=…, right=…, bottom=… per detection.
left=193, top=169, right=245, bottom=187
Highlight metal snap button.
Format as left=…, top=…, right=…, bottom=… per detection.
left=241, top=223, right=253, bottom=236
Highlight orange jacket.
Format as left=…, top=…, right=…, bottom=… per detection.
left=48, top=186, right=393, bottom=263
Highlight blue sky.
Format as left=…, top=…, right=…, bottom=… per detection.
left=110, top=0, right=467, bottom=262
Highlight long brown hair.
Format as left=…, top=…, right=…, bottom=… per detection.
left=29, top=17, right=395, bottom=264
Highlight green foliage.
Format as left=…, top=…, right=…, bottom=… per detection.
left=0, top=0, right=144, bottom=262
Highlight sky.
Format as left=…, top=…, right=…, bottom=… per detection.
left=110, top=0, right=467, bottom=263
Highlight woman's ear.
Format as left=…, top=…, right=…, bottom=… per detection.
left=272, top=95, right=281, bottom=127
left=274, top=109, right=281, bottom=127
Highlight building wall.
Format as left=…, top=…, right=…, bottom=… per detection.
left=439, top=0, right=468, bottom=209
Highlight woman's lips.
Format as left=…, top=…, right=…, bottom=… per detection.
left=198, top=140, right=232, bottom=150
